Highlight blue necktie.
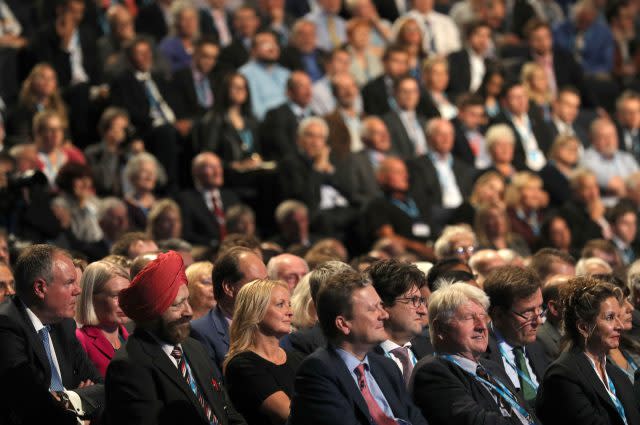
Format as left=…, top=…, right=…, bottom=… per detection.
left=39, top=325, right=64, bottom=392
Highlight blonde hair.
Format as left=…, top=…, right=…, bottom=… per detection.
left=224, top=279, right=290, bottom=371
left=520, top=62, right=553, bottom=104
left=291, top=273, right=316, bottom=329
left=76, top=261, right=130, bottom=326
left=485, top=124, right=515, bottom=151
left=548, top=133, right=579, bottom=159
left=146, top=198, right=181, bottom=239
left=469, top=171, right=505, bottom=207
left=504, top=171, right=543, bottom=208
left=19, top=63, right=68, bottom=129
left=428, top=282, right=490, bottom=345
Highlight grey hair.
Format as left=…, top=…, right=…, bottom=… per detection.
left=296, top=116, right=329, bottom=139
left=274, top=200, right=308, bottom=225
left=123, top=152, right=168, bottom=186
left=97, top=197, right=126, bottom=221
left=485, top=124, right=516, bottom=151
left=434, top=225, right=476, bottom=259
left=428, top=281, right=490, bottom=345
left=575, top=257, right=612, bottom=277
left=627, top=259, right=640, bottom=296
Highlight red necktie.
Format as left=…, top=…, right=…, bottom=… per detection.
left=211, top=192, right=227, bottom=241
left=354, top=364, right=397, bottom=425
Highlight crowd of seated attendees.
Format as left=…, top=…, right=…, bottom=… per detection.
left=2, top=0, right=640, bottom=424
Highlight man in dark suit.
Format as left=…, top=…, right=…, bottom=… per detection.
left=548, top=86, right=589, bottom=147
left=110, top=37, right=181, bottom=189
left=279, top=19, right=326, bottom=82
left=135, top=0, right=172, bottom=42
left=362, top=45, right=410, bottom=116
left=412, top=282, right=538, bottom=425
left=190, top=247, right=267, bottom=374
left=482, top=265, right=551, bottom=409
left=324, top=71, right=362, bottom=160
left=369, top=259, right=432, bottom=386
left=199, top=0, right=233, bottom=47
left=342, top=117, right=390, bottom=208
left=452, top=93, right=490, bottom=168
left=218, top=6, right=260, bottom=70
left=172, top=37, right=222, bottom=123
left=536, top=276, right=566, bottom=360
left=447, top=20, right=494, bottom=99
left=615, top=90, right=640, bottom=161
left=176, top=152, right=239, bottom=249
left=261, top=71, right=314, bottom=160
left=106, top=250, right=247, bottom=425
left=491, top=81, right=553, bottom=171
left=288, top=268, right=428, bottom=425
left=0, top=245, right=103, bottom=425
left=383, top=76, right=428, bottom=159
left=408, top=118, right=475, bottom=231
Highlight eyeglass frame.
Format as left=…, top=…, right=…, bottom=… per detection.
left=395, top=295, right=427, bottom=308
left=510, top=307, right=547, bottom=322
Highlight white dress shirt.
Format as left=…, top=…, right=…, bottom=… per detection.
left=407, top=10, right=461, bottom=56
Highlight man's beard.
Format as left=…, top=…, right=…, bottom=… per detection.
left=158, top=317, right=191, bottom=344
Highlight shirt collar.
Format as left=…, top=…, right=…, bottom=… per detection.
left=447, top=354, right=479, bottom=375
left=380, top=339, right=412, bottom=354
left=336, top=347, right=370, bottom=371
left=24, top=304, right=46, bottom=333
left=135, top=71, right=151, bottom=81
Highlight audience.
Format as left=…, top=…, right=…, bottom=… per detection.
left=185, top=260, right=215, bottom=320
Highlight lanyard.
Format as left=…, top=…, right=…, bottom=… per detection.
left=440, top=355, right=535, bottom=425
left=390, top=197, right=419, bottom=218
left=497, top=344, right=539, bottom=392
left=607, top=375, right=629, bottom=425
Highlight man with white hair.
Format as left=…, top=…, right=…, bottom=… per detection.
left=271, top=200, right=318, bottom=251
left=278, top=117, right=355, bottom=237
left=433, top=225, right=477, bottom=262
left=468, top=249, right=506, bottom=286
left=267, top=253, right=309, bottom=292
left=581, top=117, right=639, bottom=206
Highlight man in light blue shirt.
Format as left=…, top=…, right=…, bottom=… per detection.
left=239, top=30, right=291, bottom=120
left=304, top=0, right=346, bottom=51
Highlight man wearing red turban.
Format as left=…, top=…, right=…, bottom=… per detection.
left=105, top=251, right=247, bottom=425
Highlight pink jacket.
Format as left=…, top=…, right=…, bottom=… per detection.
left=76, top=325, right=129, bottom=377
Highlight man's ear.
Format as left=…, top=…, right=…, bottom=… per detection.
left=33, top=278, right=47, bottom=300
left=222, top=280, right=235, bottom=298
left=335, top=315, right=351, bottom=336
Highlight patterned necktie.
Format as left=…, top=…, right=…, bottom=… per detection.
left=354, top=364, right=397, bottom=425
left=171, top=346, right=219, bottom=424
left=210, top=191, right=227, bottom=241
left=476, top=365, right=513, bottom=415
left=39, top=325, right=65, bottom=392
left=390, top=346, right=413, bottom=386
left=513, top=347, right=537, bottom=405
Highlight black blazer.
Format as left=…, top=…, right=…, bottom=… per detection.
left=279, top=46, right=327, bottom=74
left=407, top=153, right=475, bottom=208
left=481, top=329, right=550, bottom=394
left=558, top=199, right=604, bottom=252
left=198, top=8, right=233, bottom=42
left=411, top=355, right=535, bottom=425
left=259, top=102, right=300, bottom=160
left=491, top=111, right=553, bottom=171
left=548, top=119, right=589, bottom=148
left=135, top=3, right=169, bottom=42
left=373, top=0, right=403, bottom=21
left=175, top=188, right=240, bottom=248
left=105, top=330, right=246, bottom=425
left=288, top=346, right=428, bottom=425
left=197, top=111, right=261, bottom=162
left=538, top=162, right=571, bottom=209
left=362, top=75, right=394, bottom=116
left=171, top=66, right=218, bottom=120
left=447, top=49, right=494, bottom=99
left=452, top=117, right=486, bottom=167
left=0, top=296, right=104, bottom=425
left=382, top=110, right=428, bottom=160
left=417, top=90, right=443, bottom=120
left=536, top=348, right=640, bottom=425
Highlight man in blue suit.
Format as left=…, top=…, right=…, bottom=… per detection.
left=289, top=269, right=428, bottom=425
left=190, top=247, right=267, bottom=376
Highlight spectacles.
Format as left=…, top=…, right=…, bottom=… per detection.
left=453, top=246, right=476, bottom=256
left=396, top=295, right=426, bottom=308
left=511, top=307, right=547, bottom=322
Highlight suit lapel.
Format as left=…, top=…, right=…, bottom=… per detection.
left=83, top=326, right=115, bottom=360
left=13, top=299, right=52, bottom=380
left=327, top=348, right=373, bottom=421
left=183, top=340, right=225, bottom=423
left=574, top=353, right=619, bottom=412
left=211, top=307, right=230, bottom=348
left=369, top=356, right=404, bottom=418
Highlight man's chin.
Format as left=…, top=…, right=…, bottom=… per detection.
left=162, top=322, right=191, bottom=344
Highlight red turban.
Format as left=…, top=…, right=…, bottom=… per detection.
left=119, top=250, right=187, bottom=322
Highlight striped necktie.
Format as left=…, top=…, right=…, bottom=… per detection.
left=171, top=346, right=219, bottom=424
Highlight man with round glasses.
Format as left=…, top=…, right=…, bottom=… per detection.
left=482, top=265, right=551, bottom=409
left=368, top=259, right=432, bottom=386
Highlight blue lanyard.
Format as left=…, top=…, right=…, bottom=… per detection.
left=440, top=355, right=535, bottom=425
left=607, top=375, right=629, bottom=425
left=497, top=344, right=539, bottom=392
left=390, top=197, right=419, bottom=218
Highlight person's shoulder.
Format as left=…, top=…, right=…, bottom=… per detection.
left=190, top=308, right=215, bottom=329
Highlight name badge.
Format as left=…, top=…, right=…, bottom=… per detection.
left=412, top=222, right=430, bottom=237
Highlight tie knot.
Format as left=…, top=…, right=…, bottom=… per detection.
left=354, top=363, right=368, bottom=377
left=390, top=346, right=410, bottom=360
left=476, top=364, right=489, bottom=379
left=513, top=346, right=524, bottom=355
left=171, top=346, right=183, bottom=360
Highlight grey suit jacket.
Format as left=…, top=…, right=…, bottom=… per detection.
left=342, top=151, right=383, bottom=208
left=536, top=320, right=562, bottom=361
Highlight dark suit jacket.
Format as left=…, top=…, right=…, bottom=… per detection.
left=279, top=46, right=327, bottom=75
left=260, top=102, right=300, bottom=160
left=135, top=3, right=169, bottom=42
left=407, top=153, right=475, bottom=209
left=538, top=162, right=571, bottom=209
left=447, top=49, right=494, bottom=99
left=373, top=0, right=402, bottom=21
left=175, top=188, right=239, bottom=248
left=288, top=346, right=428, bottom=425
left=417, top=90, right=443, bottom=120
left=110, top=70, right=177, bottom=137
left=324, top=109, right=355, bottom=160
left=196, top=111, right=261, bottom=161
left=548, top=119, right=589, bottom=148
left=342, top=151, right=383, bottom=208
left=536, top=348, right=640, bottom=425
left=482, top=328, right=550, bottom=398
left=283, top=323, right=327, bottom=357
left=558, top=199, right=604, bottom=252
left=198, top=8, right=233, bottom=42
left=0, top=296, right=104, bottom=425
left=31, top=24, right=99, bottom=87
left=190, top=305, right=230, bottom=376
left=362, top=75, right=394, bottom=116
left=535, top=320, right=562, bottom=361
left=382, top=110, right=428, bottom=159
left=373, top=334, right=434, bottom=362
left=171, top=66, right=217, bottom=120
left=411, top=355, right=535, bottom=425
left=105, top=330, right=246, bottom=425
left=218, top=38, right=250, bottom=70
left=491, top=111, right=553, bottom=171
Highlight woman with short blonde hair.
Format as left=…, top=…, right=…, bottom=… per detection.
left=186, top=261, right=215, bottom=320
left=290, top=273, right=316, bottom=330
